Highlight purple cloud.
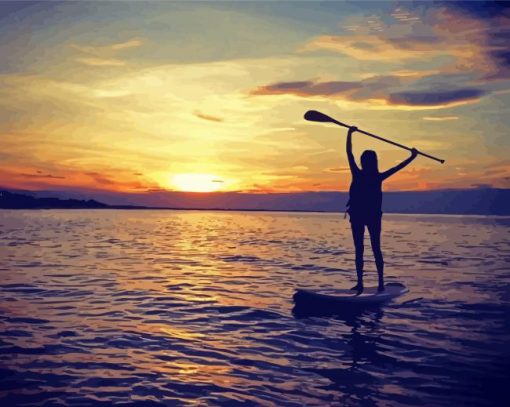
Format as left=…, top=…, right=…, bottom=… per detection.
left=251, top=74, right=487, bottom=108
left=388, top=88, right=486, bottom=106
left=20, top=173, right=66, bottom=179
left=252, top=80, right=360, bottom=96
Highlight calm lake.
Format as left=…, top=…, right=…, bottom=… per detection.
left=1, top=210, right=509, bottom=406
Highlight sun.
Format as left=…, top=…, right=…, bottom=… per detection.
left=170, top=173, right=224, bottom=192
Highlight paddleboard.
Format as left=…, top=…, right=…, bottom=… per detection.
left=293, top=282, right=408, bottom=308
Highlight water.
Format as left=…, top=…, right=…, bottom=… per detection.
left=0, top=210, right=509, bottom=406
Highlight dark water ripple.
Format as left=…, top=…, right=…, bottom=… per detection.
left=0, top=210, right=509, bottom=406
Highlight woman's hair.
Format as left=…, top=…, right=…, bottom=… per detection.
left=360, top=150, right=379, bottom=173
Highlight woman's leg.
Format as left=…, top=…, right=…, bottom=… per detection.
left=350, top=219, right=365, bottom=291
left=367, top=217, right=384, bottom=291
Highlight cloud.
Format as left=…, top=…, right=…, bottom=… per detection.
left=250, top=76, right=486, bottom=109
left=82, top=171, right=155, bottom=191
left=300, top=8, right=448, bottom=62
left=72, top=38, right=143, bottom=67
left=253, top=4, right=508, bottom=110
left=388, top=88, right=486, bottom=107
left=194, top=111, right=224, bottom=122
left=75, top=57, right=125, bottom=67
left=251, top=80, right=360, bottom=97
left=110, top=39, right=143, bottom=51
left=444, top=1, right=510, bottom=20
left=19, top=172, right=66, bottom=179
left=486, top=47, right=510, bottom=80
left=301, top=35, right=438, bottom=62
left=251, top=75, right=390, bottom=99
left=325, top=167, right=350, bottom=173
left=422, top=116, right=459, bottom=121
left=73, top=39, right=143, bottom=55
left=301, top=5, right=510, bottom=82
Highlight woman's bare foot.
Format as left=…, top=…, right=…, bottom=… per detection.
left=377, top=284, right=385, bottom=293
left=351, top=283, right=364, bottom=295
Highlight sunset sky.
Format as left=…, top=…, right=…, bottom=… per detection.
left=1, top=1, right=509, bottom=195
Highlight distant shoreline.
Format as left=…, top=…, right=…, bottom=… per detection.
left=2, top=188, right=510, bottom=216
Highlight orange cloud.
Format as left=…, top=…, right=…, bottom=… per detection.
left=325, top=167, right=350, bottom=173
left=0, top=165, right=157, bottom=193
left=302, top=6, right=510, bottom=82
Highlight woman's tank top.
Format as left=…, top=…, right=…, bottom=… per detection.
left=347, top=171, right=383, bottom=218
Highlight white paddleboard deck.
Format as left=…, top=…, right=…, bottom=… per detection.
left=294, top=282, right=408, bottom=306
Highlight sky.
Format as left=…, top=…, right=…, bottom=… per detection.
left=1, top=0, right=509, bottom=195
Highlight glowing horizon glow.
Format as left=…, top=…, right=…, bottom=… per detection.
left=170, top=174, right=224, bottom=193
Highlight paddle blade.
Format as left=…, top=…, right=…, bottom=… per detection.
left=304, top=110, right=335, bottom=123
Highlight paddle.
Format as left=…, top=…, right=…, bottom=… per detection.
left=304, top=110, right=445, bottom=164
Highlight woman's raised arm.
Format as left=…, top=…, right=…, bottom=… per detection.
left=381, top=148, right=418, bottom=180
left=347, top=126, right=360, bottom=174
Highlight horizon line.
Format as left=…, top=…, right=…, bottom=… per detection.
left=1, top=185, right=507, bottom=196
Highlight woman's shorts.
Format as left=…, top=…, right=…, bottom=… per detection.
left=348, top=212, right=382, bottom=229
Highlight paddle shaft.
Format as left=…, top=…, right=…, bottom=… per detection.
left=328, top=118, right=445, bottom=164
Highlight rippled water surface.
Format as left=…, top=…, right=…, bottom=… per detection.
left=1, top=210, right=509, bottom=406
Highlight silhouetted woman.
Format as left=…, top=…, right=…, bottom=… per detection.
left=346, top=126, right=418, bottom=293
